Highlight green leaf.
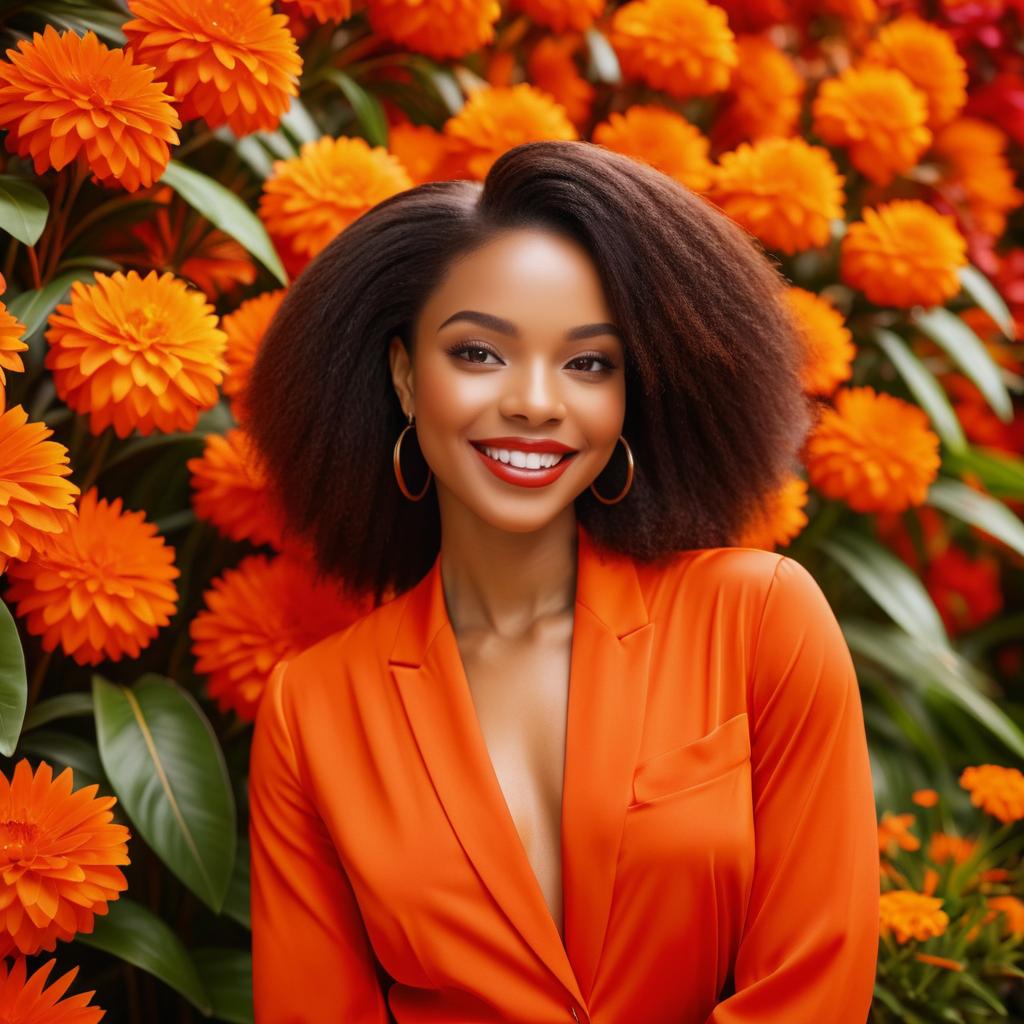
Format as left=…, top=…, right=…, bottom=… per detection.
left=0, top=600, right=26, bottom=757
left=912, top=307, right=1013, bottom=422
left=818, top=528, right=949, bottom=645
left=27, top=2, right=127, bottom=45
left=15, top=730, right=107, bottom=792
left=405, top=57, right=464, bottom=115
left=0, top=176, right=49, bottom=246
left=193, top=948, right=253, bottom=1024
left=221, top=835, right=251, bottom=930
left=926, top=476, right=1024, bottom=559
left=22, top=692, right=93, bottom=732
left=92, top=673, right=237, bottom=912
left=584, top=27, right=621, bottom=84
left=958, top=972, right=1009, bottom=1016
left=322, top=70, right=389, bottom=148
left=228, top=134, right=277, bottom=180
left=278, top=97, right=321, bottom=146
left=76, top=897, right=212, bottom=1014
left=942, top=445, right=1024, bottom=501
left=5, top=269, right=94, bottom=345
left=873, top=328, right=967, bottom=453
left=959, top=265, right=1015, bottom=339
left=159, top=160, right=287, bottom=285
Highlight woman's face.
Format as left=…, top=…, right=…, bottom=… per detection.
left=388, top=227, right=626, bottom=535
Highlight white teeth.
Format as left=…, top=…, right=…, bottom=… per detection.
left=480, top=446, right=565, bottom=469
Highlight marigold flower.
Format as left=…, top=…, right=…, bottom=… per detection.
left=0, top=26, right=180, bottom=192
left=526, top=36, right=595, bottom=129
left=0, top=956, right=104, bottom=1023
left=187, top=429, right=287, bottom=549
left=0, top=758, right=130, bottom=957
left=442, top=83, right=578, bottom=181
left=190, top=553, right=373, bottom=720
left=123, top=0, right=302, bottom=138
left=878, top=811, right=920, bottom=855
left=388, top=122, right=468, bottom=185
left=3, top=488, right=179, bottom=665
left=511, top=0, right=603, bottom=30
left=804, top=386, right=941, bottom=514
left=0, top=300, right=27, bottom=410
left=840, top=200, right=967, bottom=309
left=593, top=105, right=714, bottom=192
left=44, top=270, right=227, bottom=439
left=862, top=15, right=967, bottom=128
left=959, top=764, right=1024, bottom=824
left=812, top=64, right=931, bottom=186
left=610, top=0, right=737, bottom=99
left=706, top=137, right=845, bottom=254
left=783, top=287, right=854, bottom=396
left=732, top=475, right=808, bottom=550
left=928, top=832, right=977, bottom=865
left=985, top=895, right=1024, bottom=938
left=0, top=405, right=79, bottom=575
left=259, top=135, right=413, bottom=275
left=221, top=289, right=287, bottom=424
left=912, top=789, right=939, bottom=807
left=879, top=889, right=949, bottom=944
left=366, top=0, right=501, bottom=59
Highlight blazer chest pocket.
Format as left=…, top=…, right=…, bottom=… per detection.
left=630, top=712, right=750, bottom=806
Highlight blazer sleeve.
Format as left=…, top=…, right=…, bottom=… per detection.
left=249, top=658, right=390, bottom=1024
left=705, top=556, right=880, bottom=1024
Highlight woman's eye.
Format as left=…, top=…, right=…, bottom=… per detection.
left=448, top=343, right=501, bottom=364
left=568, top=355, right=614, bottom=374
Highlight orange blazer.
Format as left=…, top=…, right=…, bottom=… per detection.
left=249, top=521, right=880, bottom=1023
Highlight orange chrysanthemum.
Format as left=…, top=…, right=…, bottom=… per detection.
left=840, top=200, right=967, bottom=309
left=609, top=0, right=737, bottom=99
left=878, top=811, right=920, bottom=855
left=3, top=488, right=179, bottom=665
left=928, top=831, right=976, bottom=865
left=45, top=270, right=228, bottom=439
left=879, top=889, right=949, bottom=944
left=0, top=405, right=79, bottom=575
left=705, top=136, right=846, bottom=254
left=862, top=15, right=967, bottom=129
left=510, top=0, right=604, bottom=31
left=812, top=64, right=932, bottom=187
left=282, top=0, right=355, bottom=22
left=0, top=300, right=28, bottom=410
left=985, top=896, right=1024, bottom=938
left=0, top=956, right=104, bottom=1023
left=388, top=122, right=468, bottom=185
left=783, top=286, right=855, bottom=396
left=259, top=135, right=413, bottom=275
left=732, top=475, right=808, bottom=550
left=442, top=84, right=578, bottom=181
left=526, top=36, right=595, bottom=129
left=366, top=0, right=501, bottom=59
left=592, top=105, right=714, bottom=192
left=187, top=428, right=287, bottom=549
left=804, top=386, right=941, bottom=513
left=959, top=764, right=1024, bottom=824
left=0, top=758, right=130, bottom=957
left=123, top=0, right=302, bottom=138
left=0, top=26, right=180, bottom=192
left=912, top=789, right=939, bottom=807
left=190, top=553, right=373, bottom=720
left=221, top=289, right=287, bottom=424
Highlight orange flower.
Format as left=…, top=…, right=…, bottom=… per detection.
left=366, top=0, right=501, bottom=59
left=0, top=300, right=27, bottom=410
left=959, top=764, right=1024, bottom=824
left=609, top=0, right=737, bottom=99
left=190, top=553, right=373, bottom=720
left=878, top=811, right=920, bottom=855
left=804, top=386, right=941, bottom=514
left=912, top=789, right=939, bottom=807
left=925, top=545, right=1002, bottom=636
left=705, top=137, right=846, bottom=254
left=511, top=0, right=603, bottom=31
left=282, top=0, right=354, bottom=21
left=732, top=475, right=808, bottom=550
left=3, top=488, right=179, bottom=665
left=187, top=428, right=287, bottom=549
left=259, top=135, right=413, bottom=275
left=221, top=289, right=287, bottom=424
left=527, top=36, right=595, bottom=129
left=928, top=831, right=977, bottom=865
left=0, top=759, right=130, bottom=957
left=45, top=270, right=228, bottom=438
left=812, top=64, right=931, bottom=186
left=123, top=0, right=302, bottom=137
left=0, top=26, right=180, bottom=192
left=442, top=84, right=578, bottom=181
left=879, top=889, right=949, bottom=944
left=783, top=286, right=854, bottom=396
left=840, top=200, right=967, bottom=309
left=0, top=956, right=104, bottom=1023
left=862, top=15, right=967, bottom=129
left=388, top=122, right=468, bottom=185
left=985, top=895, right=1024, bottom=938
left=0, top=405, right=79, bottom=575
left=592, top=105, right=714, bottom=192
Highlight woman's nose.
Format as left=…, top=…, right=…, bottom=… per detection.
left=497, top=360, right=566, bottom=424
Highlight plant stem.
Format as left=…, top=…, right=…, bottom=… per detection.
left=42, top=162, right=90, bottom=282
left=79, top=429, right=114, bottom=493
left=26, top=245, right=42, bottom=289
left=26, top=648, right=53, bottom=713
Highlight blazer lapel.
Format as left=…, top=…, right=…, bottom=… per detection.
left=388, top=522, right=655, bottom=1007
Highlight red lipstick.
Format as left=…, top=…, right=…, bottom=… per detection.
left=468, top=438, right=579, bottom=489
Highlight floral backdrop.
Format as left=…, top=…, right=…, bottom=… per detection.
left=0, top=0, right=1021, bottom=1020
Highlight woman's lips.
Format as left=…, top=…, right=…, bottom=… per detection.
left=469, top=441, right=578, bottom=488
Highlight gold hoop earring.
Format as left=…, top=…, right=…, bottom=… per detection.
left=393, top=412, right=433, bottom=501
left=590, top=434, right=634, bottom=505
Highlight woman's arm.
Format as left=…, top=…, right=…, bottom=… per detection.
left=705, top=556, right=880, bottom=1024
left=249, top=659, right=390, bottom=1023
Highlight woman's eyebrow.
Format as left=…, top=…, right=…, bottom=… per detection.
left=438, top=309, right=621, bottom=341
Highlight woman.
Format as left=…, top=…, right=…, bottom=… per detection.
left=244, top=140, right=880, bottom=1023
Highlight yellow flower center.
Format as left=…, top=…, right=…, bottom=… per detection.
left=0, top=818, right=38, bottom=858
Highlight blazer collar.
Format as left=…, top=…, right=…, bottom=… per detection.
left=387, top=521, right=655, bottom=1007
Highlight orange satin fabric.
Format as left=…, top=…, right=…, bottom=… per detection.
left=249, top=521, right=880, bottom=1023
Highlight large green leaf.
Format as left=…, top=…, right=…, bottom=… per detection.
left=942, top=445, right=1024, bottom=501
left=5, top=269, right=93, bottom=340
left=0, top=176, right=48, bottom=246
left=159, top=160, right=287, bottom=285
left=323, top=70, right=389, bottom=148
left=92, top=673, right=237, bottom=912
left=926, top=476, right=1024, bottom=559
left=193, top=948, right=253, bottom=1024
left=817, top=529, right=949, bottom=646
left=958, top=264, right=1015, bottom=339
left=22, top=691, right=93, bottom=732
left=27, top=2, right=127, bottom=45
left=76, top=897, right=212, bottom=1014
left=0, top=600, right=26, bottom=757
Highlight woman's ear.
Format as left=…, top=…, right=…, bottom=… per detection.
left=388, top=335, right=414, bottom=418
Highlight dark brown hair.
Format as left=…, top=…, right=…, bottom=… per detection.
left=243, top=140, right=815, bottom=606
